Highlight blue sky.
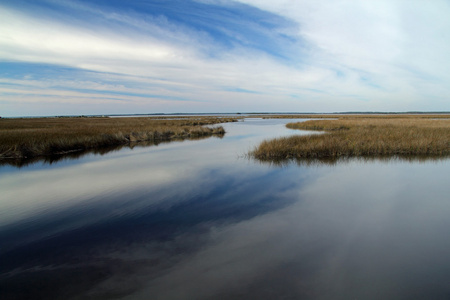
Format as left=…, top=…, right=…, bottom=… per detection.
left=1, top=0, right=449, bottom=116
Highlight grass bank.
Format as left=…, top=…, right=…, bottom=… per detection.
left=251, top=116, right=450, bottom=161
left=0, top=116, right=237, bottom=160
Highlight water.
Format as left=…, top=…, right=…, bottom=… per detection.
left=1, top=118, right=449, bottom=300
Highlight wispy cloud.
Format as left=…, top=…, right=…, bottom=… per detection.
left=0, top=0, right=449, bottom=116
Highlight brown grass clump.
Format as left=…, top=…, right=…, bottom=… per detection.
left=251, top=116, right=450, bottom=160
left=0, top=116, right=236, bottom=160
left=254, top=114, right=450, bottom=119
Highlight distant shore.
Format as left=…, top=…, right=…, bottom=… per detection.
left=0, top=116, right=237, bottom=161
left=251, top=114, right=450, bottom=161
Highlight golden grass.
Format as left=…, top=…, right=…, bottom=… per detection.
left=251, top=116, right=450, bottom=161
left=0, top=116, right=237, bottom=160
left=253, top=114, right=450, bottom=119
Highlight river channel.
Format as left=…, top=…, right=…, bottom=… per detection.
left=1, top=118, right=449, bottom=300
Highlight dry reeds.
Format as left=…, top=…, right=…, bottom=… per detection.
left=255, top=114, right=450, bottom=119
left=0, top=116, right=236, bottom=160
left=251, top=116, right=450, bottom=160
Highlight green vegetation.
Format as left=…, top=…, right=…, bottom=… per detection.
left=0, top=116, right=237, bottom=161
left=251, top=116, right=450, bottom=161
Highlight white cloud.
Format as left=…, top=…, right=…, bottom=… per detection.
left=1, top=0, right=450, bottom=115
left=235, top=0, right=450, bottom=105
left=0, top=7, right=187, bottom=65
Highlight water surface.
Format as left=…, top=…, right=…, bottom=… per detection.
left=1, top=118, right=449, bottom=300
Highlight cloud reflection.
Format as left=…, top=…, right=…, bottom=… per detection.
left=122, top=159, right=450, bottom=300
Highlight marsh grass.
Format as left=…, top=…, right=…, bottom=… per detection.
left=0, top=135, right=216, bottom=168
left=251, top=117, right=450, bottom=160
left=255, top=114, right=450, bottom=119
left=0, top=116, right=236, bottom=160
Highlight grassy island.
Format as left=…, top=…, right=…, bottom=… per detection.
left=251, top=115, right=450, bottom=161
left=0, top=116, right=237, bottom=161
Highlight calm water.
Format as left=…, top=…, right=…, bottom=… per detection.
left=1, top=119, right=450, bottom=300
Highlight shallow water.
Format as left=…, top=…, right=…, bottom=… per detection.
left=1, top=118, right=449, bottom=300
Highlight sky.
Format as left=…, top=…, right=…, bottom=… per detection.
left=1, top=0, right=449, bottom=117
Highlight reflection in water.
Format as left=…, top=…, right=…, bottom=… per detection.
left=254, top=155, right=450, bottom=168
left=1, top=119, right=450, bottom=300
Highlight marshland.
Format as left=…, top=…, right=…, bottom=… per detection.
left=1, top=115, right=450, bottom=300
left=251, top=115, right=450, bottom=161
left=0, top=116, right=237, bottom=160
